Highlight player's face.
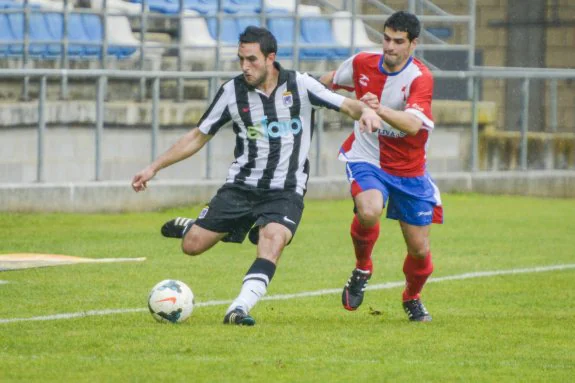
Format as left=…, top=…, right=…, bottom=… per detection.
left=238, top=42, right=274, bottom=88
left=382, top=28, right=417, bottom=71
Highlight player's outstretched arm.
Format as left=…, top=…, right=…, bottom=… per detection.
left=361, top=92, right=423, bottom=136
left=131, top=128, right=212, bottom=192
left=340, top=98, right=382, bottom=133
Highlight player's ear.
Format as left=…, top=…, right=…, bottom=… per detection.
left=266, top=52, right=276, bottom=63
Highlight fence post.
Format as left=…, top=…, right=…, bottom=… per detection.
left=95, top=75, right=106, bottom=181
left=315, top=110, right=324, bottom=176
left=151, top=77, right=160, bottom=162
left=60, top=0, right=69, bottom=100
left=21, top=0, right=30, bottom=101
left=139, top=0, right=148, bottom=101
left=177, top=0, right=185, bottom=102
left=470, top=76, right=479, bottom=172
left=205, top=78, right=217, bottom=179
left=520, top=78, right=530, bottom=170
left=467, top=0, right=476, bottom=99
left=36, top=76, right=47, bottom=183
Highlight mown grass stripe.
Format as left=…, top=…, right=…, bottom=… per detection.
left=1, top=263, right=573, bottom=324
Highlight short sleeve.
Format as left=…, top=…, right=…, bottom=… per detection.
left=300, top=73, right=346, bottom=111
left=332, top=54, right=357, bottom=91
left=197, top=82, right=232, bottom=135
left=405, top=73, right=434, bottom=129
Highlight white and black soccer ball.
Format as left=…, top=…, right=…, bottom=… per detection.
left=148, top=279, right=195, bottom=323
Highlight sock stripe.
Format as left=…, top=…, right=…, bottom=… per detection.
left=243, top=273, right=269, bottom=287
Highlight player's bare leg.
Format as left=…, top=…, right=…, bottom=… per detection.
left=342, top=190, right=383, bottom=310
left=224, top=223, right=292, bottom=326
left=399, top=221, right=433, bottom=321
left=181, top=225, right=228, bottom=256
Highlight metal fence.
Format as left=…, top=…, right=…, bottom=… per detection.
left=0, top=66, right=573, bottom=183
left=1, top=0, right=477, bottom=100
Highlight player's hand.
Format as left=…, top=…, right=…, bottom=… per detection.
left=359, top=107, right=381, bottom=133
left=360, top=92, right=381, bottom=111
left=131, top=167, right=156, bottom=192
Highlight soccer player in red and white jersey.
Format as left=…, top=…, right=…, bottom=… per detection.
left=321, top=11, right=443, bottom=321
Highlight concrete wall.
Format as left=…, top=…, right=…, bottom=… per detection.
left=0, top=100, right=496, bottom=183
left=0, top=123, right=473, bottom=183
left=1, top=171, right=574, bottom=213
left=365, top=0, right=575, bottom=133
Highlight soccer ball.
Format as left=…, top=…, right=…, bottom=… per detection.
left=148, top=279, right=195, bottom=323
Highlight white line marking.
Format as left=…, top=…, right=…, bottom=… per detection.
left=0, top=280, right=8, bottom=285
left=0, top=264, right=573, bottom=324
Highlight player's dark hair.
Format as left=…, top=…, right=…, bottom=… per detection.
left=239, top=26, right=278, bottom=57
left=384, top=11, right=421, bottom=41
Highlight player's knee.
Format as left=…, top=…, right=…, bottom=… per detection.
left=408, top=243, right=429, bottom=259
left=260, top=224, right=291, bottom=247
left=356, top=207, right=381, bottom=227
left=181, top=235, right=205, bottom=256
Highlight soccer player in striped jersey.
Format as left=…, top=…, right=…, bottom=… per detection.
left=131, top=26, right=381, bottom=326
left=320, top=11, right=443, bottom=322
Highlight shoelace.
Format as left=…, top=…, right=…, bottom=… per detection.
left=349, top=274, right=368, bottom=293
left=406, top=301, right=427, bottom=317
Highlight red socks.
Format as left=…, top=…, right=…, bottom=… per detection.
left=402, top=252, right=434, bottom=301
left=350, top=214, right=434, bottom=301
left=350, top=215, right=380, bottom=273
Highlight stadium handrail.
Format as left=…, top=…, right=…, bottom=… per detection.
left=0, top=66, right=573, bottom=181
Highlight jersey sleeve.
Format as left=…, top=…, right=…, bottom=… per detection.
left=332, top=54, right=357, bottom=91
left=405, top=72, right=434, bottom=130
left=300, top=73, right=346, bottom=111
left=197, top=82, right=232, bottom=135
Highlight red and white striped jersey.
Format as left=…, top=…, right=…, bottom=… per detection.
left=332, top=52, right=434, bottom=177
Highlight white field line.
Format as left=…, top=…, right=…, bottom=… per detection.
left=0, top=263, right=574, bottom=324
left=0, top=280, right=8, bottom=284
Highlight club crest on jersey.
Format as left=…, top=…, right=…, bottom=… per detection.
left=282, top=91, right=293, bottom=107
left=359, top=74, right=369, bottom=87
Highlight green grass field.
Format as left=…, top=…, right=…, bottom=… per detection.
left=1, top=194, right=574, bottom=382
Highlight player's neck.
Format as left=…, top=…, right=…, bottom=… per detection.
left=382, top=59, right=409, bottom=73
left=256, top=67, right=279, bottom=96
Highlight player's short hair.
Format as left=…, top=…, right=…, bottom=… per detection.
left=239, top=26, right=278, bottom=57
left=384, top=11, right=421, bottom=41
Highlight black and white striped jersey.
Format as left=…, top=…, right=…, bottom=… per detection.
left=197, top=62, right=347, bottom=195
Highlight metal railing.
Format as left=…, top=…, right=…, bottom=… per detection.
left=1, top=0, right=477, bottom=99
left=0, top=66, right=573, bottom=182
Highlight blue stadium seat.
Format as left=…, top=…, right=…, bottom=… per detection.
left=0, top=13, right=14, bottom=56
left=266, top=12, right=294, bottom=59
left=80, top=14, right=107, bottom=57
left=0, top=1, right=41, bottom=9
left=206, top=16, right=239, bottom=44
left=300, top=17, right=348, bottom=60
left=130, top=0, right=179, bottom=14
left=6, top=12, right=46, bottom=57
left=129, top=0, right=220, bottom=15
left=186, top=0, right=218, bottom=14
left=81, top=14, right=137, bottom=58
left=223, top=0, right=261, bottom=14
left=235, top=16, right=261, bottom=34
left=267, top=10, right=333, bottom=60
left=44, top=13, right=94, bottom=58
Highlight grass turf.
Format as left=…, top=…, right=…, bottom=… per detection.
left=1, top=194, right=574, bottom=382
